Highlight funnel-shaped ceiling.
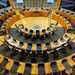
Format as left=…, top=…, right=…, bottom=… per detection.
left=8, top=0, right=61, bottom=10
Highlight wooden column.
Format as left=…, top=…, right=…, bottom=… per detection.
left=8, top=0, right=16, bottom=9
left=56, top=0, right=61, bottom=9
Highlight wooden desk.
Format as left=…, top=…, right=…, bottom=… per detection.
left=40, top=32, right=45, bottom=36
left=56, top=60, right=65, bottom=71
left=31, top=64, right=38, bottom=75
left=0, top=36, right=4, bottom=45
left=41, top=43, right=47, bottom=51
left=5, top=58, right=14, bottom=71
left=44, top=62, right=52, bottom=74
left=0, top=55, right=4, bottom=64
left=21, top=43, right=28, bottom=50
left=17, top=62, right=25, bottom=74
left=67, top=56, right=75, bottom=67
left=32, top=44, right=36, bottom=51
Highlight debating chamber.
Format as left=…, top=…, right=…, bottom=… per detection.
left=0, top=0, right=75, bottom=75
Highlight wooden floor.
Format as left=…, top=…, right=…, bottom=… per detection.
left=11, top=17, right=61, bottom=32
